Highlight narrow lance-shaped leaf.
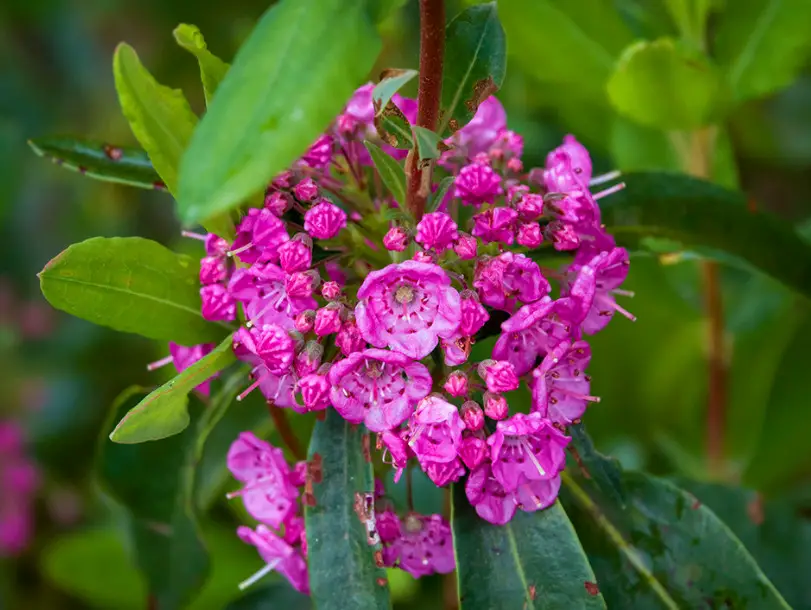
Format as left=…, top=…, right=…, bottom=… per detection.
left=110, top=334, right=236, bottom=444
left=27, top=136, right=164, bottom=190
left=411, top=126, right=444, bottom=162
left=372, top=69, right=417, bottom=115
left=38, top=236, right=228, bottom=345
left=177, top=0, right=381, bottom=226
left=304, top=409, right=391, bottom=610
left=173, top=24, right=230, bottom=105
left=364, top=141, right=407, bottom=206
left=601, top=171, right=811, bottom=298
left=427, top=175, right=454, bottom=213
left=452, top=484, right=606, bottom=609
left=439, top=2, right=506, bottom=135
left=113, top=43, right=234, bottom=239
left=569, top=423, right=626, bottom=508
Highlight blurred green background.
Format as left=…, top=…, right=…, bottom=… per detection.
left=2, top=0, right=811, bottom=608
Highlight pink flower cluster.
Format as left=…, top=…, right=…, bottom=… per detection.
left=0, top=422, right=39, bottom=556
left=164, top=86, right=635, bottom=591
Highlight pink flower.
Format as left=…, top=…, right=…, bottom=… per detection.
left=458, top=435, right=488, bottom=470
left=237, top=525, right=309, bottom=594
left=293, top=178, right=319, bottom=202
left=231, top=207, right=290, bottom=265
left=453, top=233, right=477, bottom=259
left=335, top=316, right=366, bottom=356
left=383, top=227, right=409, bottom=251
left=314, top=304, right=343, bottom=337
left=471, top=207, right=517, bottom=244
left=200, top=284, right=236, bottom=322
left=384, top=513, right=455, bottom=578
left=487, top=412, right=569, bottom=492
left=285, top=272, right=316, bottom=299
left=459, top=290, right=489, bottom=336
left=200, top=255, right=228, bottom=285
left=229, top=264, right=317, bottom=327
left=515, top=193, right=544, bottom=221
left=233, top=325, right=295, bottom=375
left=381, top=430, right=412, bottom=483
left=264, top=191, right=291, bottom=216
left=294, top=310, right=315, bottom=333
left=532, top=340, right=599, bottom=424
left=205, top=234, right=229, bottom=257
left=473, top=252, right=549, bottom=312
left=328, top=348, right=431, bottom=432
left=443, top=371, right=468, bottom=397
left=296, top=373, right=330, bottom=412
left=321, top=281, right=341, bottom=301
left=492, top=297, right=575, bottom=376
left=440, top=334, right=472, bottom=366
left=408, top=396, right=465, bottom=465
left=423, top=459, right=466, bottom=487
left=256, top=367, right=298, bottom=408
left=454, top=96, right=507, bottom=156
left=483, top=392, right=508, bottom=420
left=303, top=200, right=347, bottom=239
left=564, top=248, right=634, bottom=334
left=478, top=360, right=520, bottom=393
left=543, top=150, right=585, bottom=193
left=278, top=239, right=313, bottom=274
left=300, top=134, right=334, bottom=170
left=293, top=341, right=322, bottom=377
left=461, top=401, right=484, bottom=431
left=546, top=189, right=600, bottom=227
left=415, top=212, right=459, bottom=252
left=465, top=463, right=560, bottom=525
left=545, top=221, right=580, bottom=251
left=355, top=261, right=461, bottom=360
left=226, top=433, right=298, bottom=529
left=548, top=134, right=592, bottom=183
left=454, top=161, right=503, bottom=206
left=168, top=342, right=216, bottom=395
left=516, top=223, right=543, bottom=248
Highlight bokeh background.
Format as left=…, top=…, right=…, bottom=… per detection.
left=2, top=0, right=811, bottom=608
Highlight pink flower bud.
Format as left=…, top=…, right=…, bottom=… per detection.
left=294, top=310, right=316, bottom=333
left=199, top=256, right=227, bottom=285
left=336, top=317, right=366, bottom=355
left=321, top=281, right=341, bottom=300
left=507, top=184, right=529, bottom=205
left=264, top=191, right=291, bottom=216
left=453, top=161, right=504, bottom=206
left=233, top=324, right=295, bottom=375
left=415, top=212, right=459, bottom=252
left=314, top=304, right=342, bottom=337
left=479, top=360, right=520, bottom=393
left=459, top=290, right=489, bottom=337
left=200, top=284, right=236, bottom=322
left=205, top=234, right=229, bottom=257
left=506, top=157, right=523, bottom=173
left=383, top=227, right=409, bottom=251
left=278, top=239, right=312, bottom=273
left=301, top=135, right=334, bottom=169
left=443, top=371, right=468, bottom=397
left=546, top=221, right=580, bottom=251
left=272, top=171, right=293, bottom=189
left=294, top=341, right=323, bottom=377
left=304, top=200, right=347, bottom=239
left=483, top=391, right=508, bottom=420
left=285, top=272, right=315, bottom=299
left=459, top=436, right=488, bottom=470
left=516, top=193, right=544, bottom=221
left=297, top=373, right=330, bottom=411
left=461, top=401, right=484, bottom=431
left=472, top=207, right=517, bottom=245
left=453, top=233, right=478, bottom=260
left=517, top=222, right=543, bottom=248
left=293, top=178, right=319, bottom=202
left=412, top=250, right=434, bottom=263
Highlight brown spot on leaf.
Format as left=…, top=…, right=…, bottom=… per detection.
left=747, top=493, right=764, bottom=525
left=379, top=67, right=411, bottom=81
left=528, top=584, right=536, bottom=600
left=309, top=453, right=323, bottom=483
left=103, top=144, right=123, bottom=161
left=691, top=498, right=702, bottom=510
left=153, top=180, right=167, bottom=190
left=376, top=577, right=388, bottom=587
left=568, top=445, right=591, bottom=479
left=303, top=492, right=316, bottom=507
left=584, top=581, right=600, bottom=596
left=374, top=549, right=384, bottom=567
left=447, top=118, right=460, bottom=133
left=464, top=76, right=498, bottom=114
left=78, top=166, right=88, bottom=174
left=362, top=434, right=371, bottom=463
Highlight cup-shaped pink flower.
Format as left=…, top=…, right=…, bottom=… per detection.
left=355, top=261, right=461, bottom=360
left=408, top=395, right=465, bottom=465
left=233, top=324, right=295, bottom=375
left=465, top=463, right=517, bottom=525
left=564, top=248, right=634, bottom=334
left=328, top=348, right=431, bottom=432
left=389, top=513, right=456, bottom=578
left=532, top=340, right=599, bottom=424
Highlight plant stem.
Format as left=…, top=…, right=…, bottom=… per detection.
left=407, top=0, right=445, bottom=220
left=267, top=403, right=304, bottom=460
left=405, top=465, right=414, bottom=511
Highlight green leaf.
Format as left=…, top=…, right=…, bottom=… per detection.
left=173, top=24, right=230, bottom=106
left=427, top=175, right=454, bottom=213
left=304, top=410, right=391, bottom=609
left=113, top=43, right=233, bottom=238
left=372, top=69, right=417, bottom=115
left=364, top=141, right=407, bottom=205
left=500, top=0, right=634, bottom=98
left=411, top=126, right=444, bottom=161
left=562, top=468, right=790, bottom=608
left=452, top=484, right=605, bottom=609
left=27, top=136, right=164, bottom=190
left=225, top=582, right=311, bottom=610
left=439, top=2, right=506, bottom=134
left=38, top=236, right=227, bottom=345
left=607, top=38, right=724, bottom=130
left=715, top=0, right=811, bottom=102
left=177, top=0, right=381, bottom=226
left=569, top=423, right=626, bottom=508
left=601, top=172, right=811, bottom=298
left=110, top=334, right=235, bottom=443
left=98, top=391, right=209, bottom=610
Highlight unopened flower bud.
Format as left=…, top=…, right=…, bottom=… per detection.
left=383, top=227, right=409, bottom=252
left=293, top=178, right=319, bottom=202
left=294, top=340, right=323, bottom=377
left=413, top=250, right=434, bottom=263
left=443, top=371, right=468, bottom=397
left=278, top=239, right=312, bottom=273
left=415, top=212, right=459, bottom=252
left=285, top=272, right=315, bottom=299
left=479, top=360, right=520, bottom=393
left=294, top=310, right=316, bottom=333
left=264, top=191, right=291, bottom=216
left=454, top=233, right=478, bottom=260
left=459, top=290, right=489, bottom=337
left=314, top=304, right=343, bottom=336
left=199, top=256, right=227, bottom=285
left=297, top=373, right=330, bottom=411
left=458, top=436, right=488, bottom=470
left=336, top=316, right=366, bottom=355
left=483, top=391, right=509, bottom=420
left=461, top=401, right=484, bottom=431
left=321, top=281, right=341, bottom=301
left=304, top=200, right=347, bottom=240
left=517, top=222, right=543, bottom=248
left=516, top=193, right=544, bottom=221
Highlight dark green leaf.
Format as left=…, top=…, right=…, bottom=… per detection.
left=500, top=0, right=634, bottom=98
left=607, top=38, right=724, bottom=130
left=110, top=334, right=235, bottom=443
left=38, top=236, right=228, bottom=345
left=114, top=43, right=234, bottom=238
left=601, top=172, right=811, bottom=298
left=27, top=136, right=164, bottom=190
left=452, top=483, right=605, bottom=609
left=427, top=175, right=454, bottom=213
left=569, top=423, right=626, bottom=508
left=304, top=410, right=391, bottom=609
left=173, top=24, right=230, bottom=106
left=225, top=582, right=311, bottom=610
left=439, top=2, right=506, bottom=134
left=411, top=126, right=443, bottom=161
left=562, top=469, right=790, bottom=608
left=372, top=69, right=417, bottom=115
left=364, top=141, right=407, bottom=205
left=715, top=0, right=811, bottom=102
left=364, top=0, right=408, bottom=25
left=375, top=112, right=413, bottom=150
left=177, top=0, right=381, bottom=226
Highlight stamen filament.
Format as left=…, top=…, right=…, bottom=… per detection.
left=238, top=559, right=281, bottom=591
left=589, top=170, right=621, bottom=186
left=146, top=355, right=173, bottom=371
left=181, top=230, right=207, bottom=241
left=593, top=182, right=626, bottom=200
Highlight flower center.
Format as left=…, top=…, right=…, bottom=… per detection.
left=404, top=513, right=423, bottom=534
left=394, top=284, right=415, bottom=304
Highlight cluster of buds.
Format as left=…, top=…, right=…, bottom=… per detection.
left=0, top=422, right=39, bottom=556
left=157, top=84, right=634, bottom=591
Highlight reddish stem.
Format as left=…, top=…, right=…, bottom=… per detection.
left=407, top=0, right=445, bottom=220
left=268, top=403, right=304, bottom=460
left=703, top=260, right=727, bottom=476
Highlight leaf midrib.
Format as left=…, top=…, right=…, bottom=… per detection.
left=504, top=522, right=536, bottom=610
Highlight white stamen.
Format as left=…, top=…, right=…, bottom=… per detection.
left=593, top=182, right=626, bottom=200
left=520, top=439, right=547, bottom=477
left=238, top=559, right=281, bottom=591
left=588, top=170, right=621, bottom=187
left=146, top=355, right=173, bottom=371
left=611, top=288, right=635, bottom=298
left=181, top=230, right=207, bottom=241
left=228, top=242, right=254, bottom=257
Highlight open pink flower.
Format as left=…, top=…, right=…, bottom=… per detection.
left=532, top=340, right=599, bottom=424
left=355, top=261, right=461, bottom=360
left=474, top=252, right=549, bottom=312
left=238, top=525, right=309, bottom=594
left=547, top=134, right=592, bottom=183
left=408, top=396, right=465, bottom=465
left=454, top=96, right=507, bottom=157
left=328, top=348, right=431, bottom=432
left=383, top=513, right=455, bottom=578
left=233, top=325, right=295, bottom=375
left=465, top=463, right=561, bottom=525
left=229, top=264, right=317, bottom=328
left=231, top=207, right=290, bottom=265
